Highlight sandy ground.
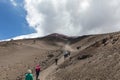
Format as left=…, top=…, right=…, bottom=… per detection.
left=1, top=32, right=120, bottom=80
left=47, top=32, right=120, bottom=80
left=0, top=39, right=62, bottom=80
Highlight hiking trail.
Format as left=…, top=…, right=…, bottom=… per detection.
left=38, top=56, right=64, bottom=80
left=33, top=42, right=94, bottom=80
left=36, top=43, right=79, bottom=80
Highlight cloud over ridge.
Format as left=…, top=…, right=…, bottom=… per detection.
left=23, top=0, right=120, bottom=38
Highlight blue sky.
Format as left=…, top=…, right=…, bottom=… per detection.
left=0, top=0, right=35, bottom=40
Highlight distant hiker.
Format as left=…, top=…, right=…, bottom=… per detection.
left=35, top=64, right=41, bottom=80
left=64, top=50, right=71, bottom=59
left=25, top=69, right=33, bottom=80
left=77, top=46, right=81, bottom=50
left=55, top=57, right=58, bottom=65
left=64, top=51, right=68, bottom=59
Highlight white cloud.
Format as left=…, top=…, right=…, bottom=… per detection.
left=80, top=0, right=90, bottom=11
left=12, top=33, right=41, bottom=40
left=10, top=0, right=17, bottom=6
left=14, top=0, right=120, bottom=40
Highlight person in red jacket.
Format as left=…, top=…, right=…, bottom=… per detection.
left=35, top=64, right=41, bottom=80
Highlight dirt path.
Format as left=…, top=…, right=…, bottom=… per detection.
left=38, top=56, right=64, bottom=80
left=36, top=43, right=76, bottom=80
left=36, top=42, right=93, bottom=80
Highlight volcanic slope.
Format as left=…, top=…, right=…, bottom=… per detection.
left=1, top=32, right=120, bottom=80
left=0, top=34, right=67, bottom=80
left=45, top=32, right=120, bottom=80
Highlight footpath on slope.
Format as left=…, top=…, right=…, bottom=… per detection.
left=38, top=56, right=64, bottom=80
left=37, top=42, right=97, bottom=80
left=36, top=44, right=78, bottom=80
left=37, top=43, right=73, bottom=80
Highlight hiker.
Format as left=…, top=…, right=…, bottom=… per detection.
left=25, top=69, right=33, bottom=80
left=64, top=50, right=70, bottom=59
left=35, top=64, right=41, bottom=80
left=55, top=57, right=58, bottom=65
left=64, top=51, right=67, bottom=59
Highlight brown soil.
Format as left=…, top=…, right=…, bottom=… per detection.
left=1, top=32, right=120, bottom=80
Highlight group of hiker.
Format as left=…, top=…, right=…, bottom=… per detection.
left=25, top=64, right=41, bottom=80
left=25, top=50, right=70, bottom=80
left=55, top=50, right=71, bottom=65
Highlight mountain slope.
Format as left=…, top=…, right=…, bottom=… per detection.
left=0, top=32, right=120, bottom=80
left=45, top=32, right=120, bottom=80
